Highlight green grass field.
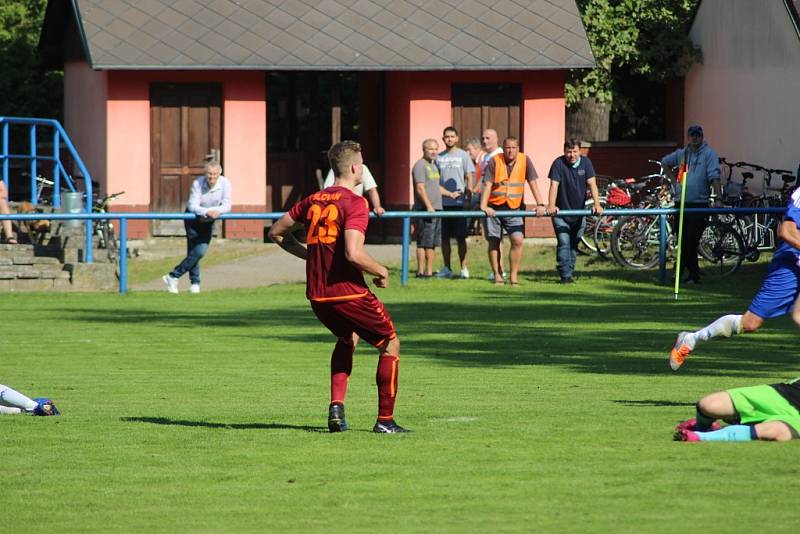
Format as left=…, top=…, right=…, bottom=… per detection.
left=2, top=248, right=799, bottom=532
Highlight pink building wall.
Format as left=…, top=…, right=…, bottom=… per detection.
left=63, top=61, right=108, bottom=196
left=385, top=71, right=564, bottom=205
left=64, top=65, right=266, bottom=238
left=383, top=70, right=565, bottom=236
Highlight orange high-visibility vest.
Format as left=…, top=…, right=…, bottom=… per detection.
left=488, top=153, right=527, bottom=208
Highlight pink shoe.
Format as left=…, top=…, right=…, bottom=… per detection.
left=674, top=428, right=701, bottom=442
left=674, top=418, right=721, bottom=433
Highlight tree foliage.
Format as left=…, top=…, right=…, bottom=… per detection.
left=567, top=0, right=701, bottom=107
left=0, top=0, right=62, bottom=118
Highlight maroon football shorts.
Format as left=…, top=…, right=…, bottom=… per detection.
left=310, top=292, right=396, bottom=347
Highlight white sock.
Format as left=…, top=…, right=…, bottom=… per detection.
left=694, top=314, right=743, bottom=342
left=0, top=384, right=38, bottom=411
left=0, top=405, right=24, bottom=415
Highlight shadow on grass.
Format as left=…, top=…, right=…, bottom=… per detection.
left=611, top=400, right=695, bottom=407
left=49, top=259, right=795, bottom=378
left=121, top=416, right=327, bottom=432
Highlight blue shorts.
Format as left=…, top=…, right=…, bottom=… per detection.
left=748, top=255, right=800, bottom=319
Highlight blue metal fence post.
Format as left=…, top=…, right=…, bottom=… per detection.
left=658, top=212, right=668, bottom=285
left=119, top=217, right=128, bottom=294
left=2, top=121, right=8, bottom=187
left=29, top=124, right=37, bottom=204
left=52, top=129, right=61, bottom=207
left=401, top=216, right=410, bottom=286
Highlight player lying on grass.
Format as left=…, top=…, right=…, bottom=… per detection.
left=670, top=187, right=800, bottom=371
left=0, top=383, right=59, bottom=416
left=674, top=378, right=800, bottom=442
left=269, top=140, right=408, bottom=434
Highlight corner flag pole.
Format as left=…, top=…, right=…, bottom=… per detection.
left=673, top=160, right=689, bottom=300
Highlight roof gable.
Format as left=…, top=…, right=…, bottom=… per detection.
left=42, top=0, right=595, bottom=70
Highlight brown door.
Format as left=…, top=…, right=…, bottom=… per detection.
left=150, top=83, right=222, bottom=235
left=451, top=84, right=521, bottom=144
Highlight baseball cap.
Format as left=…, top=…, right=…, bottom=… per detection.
left=687, top=125, right=703, bottom=136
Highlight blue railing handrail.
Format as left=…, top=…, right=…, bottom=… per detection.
left=0, top=116, right=94, bottom=262
left=0, top=206, right=784, bottom=294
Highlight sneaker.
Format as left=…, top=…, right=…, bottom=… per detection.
left=436, top=266, right=453, bottom=278
left=32, top=398, right=59, bottom=416
left=162, top=274, right=179, bottom=294
left=673, top=428, right=701, bottom=442
left=669, top=331, right=695, bottom=371
left=487, top=272, right=506, bottom=282
left=558, top=276, right=575, bottom=284
left=190, top=283, right=200, bottom=294
left=327, top=403, right=348, bottom=432
left=373, top=419, right=409, bottom=433
left=674, top=418, right=721, bottom=434
left=460, top=268, right=470, bottom=279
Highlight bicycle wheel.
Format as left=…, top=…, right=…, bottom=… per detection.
left=610, top=214, right=662, bottom=269
left=592, top=213, right=617, bottom=259
left=697, top=222, right=746, bottom=276
left=577, top=197, right=606, bottom=255
left=101, top=221, right=119, bottom=262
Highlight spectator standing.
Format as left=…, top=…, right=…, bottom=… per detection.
left=436, top=126, right=475, bottom=279
left=546, top=140, right=604, bottom=284
left=463, top=137, right=486, bottom=236
left=163, top=160, right=231, bottom=294
left=480, top=137, right=546, bottom=286
left=480, top=129, right=505, bottom=280
left=412, top=139, right=443, bottom=278
left=661, top=125, right=722, bottom=284
left=324, top=165, right=385, bottom=215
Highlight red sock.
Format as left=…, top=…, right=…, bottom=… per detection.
left=330, top=339, right=354, bottom=404
left=376, top=354, right=399, bottom=420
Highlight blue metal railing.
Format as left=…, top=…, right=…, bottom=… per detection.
left=0, top=207, right=785, bottom=295
left=0, top=117, right=94, bottom=262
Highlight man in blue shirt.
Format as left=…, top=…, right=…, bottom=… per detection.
left=670, top=186, right=800, bottom=371
left=547, top=139, right=604, bottom=284
left=661, top=125, right=722, bottom=284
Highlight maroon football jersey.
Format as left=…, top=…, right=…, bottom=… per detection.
left=288, top=186, right=370, bottom=301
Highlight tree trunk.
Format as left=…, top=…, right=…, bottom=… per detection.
left=566, top=97, right=610, bottom=142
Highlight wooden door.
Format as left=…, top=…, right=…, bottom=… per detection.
left=150, top=83, right=222, bottom=235
left=451, top=84, right=521, bottom=145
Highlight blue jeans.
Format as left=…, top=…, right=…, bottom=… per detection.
left=552, top=216, right=585, bottom=279
left=170, top=217, right=214, bottom=284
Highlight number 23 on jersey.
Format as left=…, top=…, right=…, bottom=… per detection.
left=306, top=204, right=340, bottom=244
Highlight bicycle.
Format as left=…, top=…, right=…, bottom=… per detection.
left=608, top=160, right=675, bottom=269
left=724, top=163, right=795, bottom=261
left=93, top=191, right=125, bottom=262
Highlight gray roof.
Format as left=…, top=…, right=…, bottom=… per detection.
left=42, top=0, right=595, bottom=70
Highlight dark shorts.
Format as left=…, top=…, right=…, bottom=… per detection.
left=415, top=216, right=442, bottom=248
left=310, top=292, right=396, bottom=348
left=484, top=207, right=524, bottom=240
left=441, top=205, right=469, bottom=240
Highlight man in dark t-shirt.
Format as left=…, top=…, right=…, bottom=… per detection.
left=547, top=139, right=604, bottom=284
left=674, top=377, right=800, bottom=442
left=269, top=140, right=408, bottom=434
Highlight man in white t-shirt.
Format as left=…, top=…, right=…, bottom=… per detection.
left=324, top=165, right=385, bottom=215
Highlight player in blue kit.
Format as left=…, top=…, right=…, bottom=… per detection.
left=670, top=187, right=800, bottom=371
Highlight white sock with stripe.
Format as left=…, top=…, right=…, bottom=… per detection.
left=694, top=314, right=743, bottom=342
